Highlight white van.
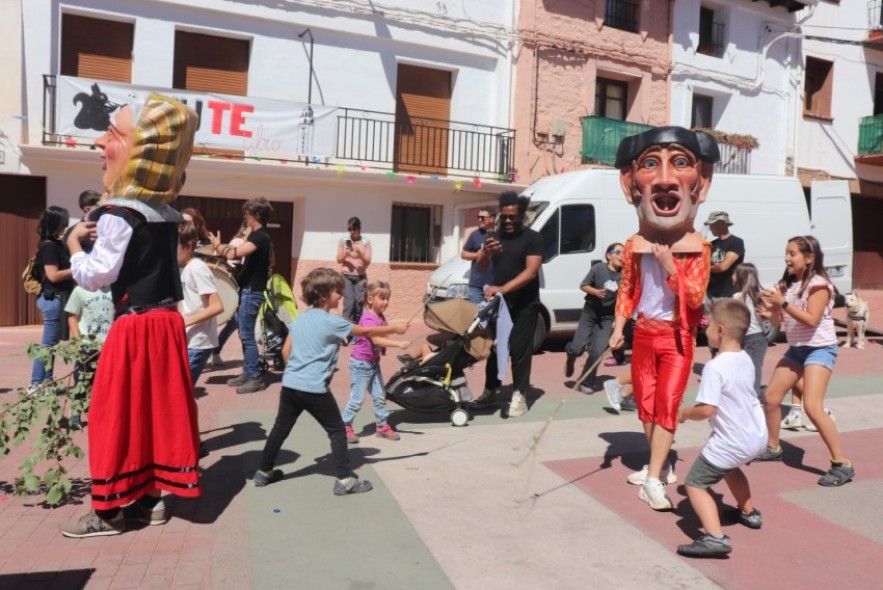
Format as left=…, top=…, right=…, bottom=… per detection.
left=427, top=169, right=853, bottom=347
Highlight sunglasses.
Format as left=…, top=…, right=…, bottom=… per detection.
left=477, top=215, right=491, bottom=220
left=499, top=214, right=520, bottom=221
left=609, top=249, right=623, bottom=255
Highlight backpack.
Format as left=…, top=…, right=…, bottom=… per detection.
left=22, top=250, right=42, bottom=295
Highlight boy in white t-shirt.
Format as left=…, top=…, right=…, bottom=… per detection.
left=178, top=221, right=224, bottom=386
left=676, top=299, right=768, bottom=558
left=65, top=285, right=114, bottom=428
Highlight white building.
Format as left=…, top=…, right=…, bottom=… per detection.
left=1, top=0, right=521, bottom=325
left=670, top=0, right=812, bottom=175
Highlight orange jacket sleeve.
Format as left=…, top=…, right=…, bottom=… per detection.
left=665, top=243, right=711, bottom=311
left=615, top=237, right=638, bottom=320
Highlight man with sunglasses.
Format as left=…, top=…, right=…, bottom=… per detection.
left=461, top=207, right=497, bottom=305
left=473, top=192, right=544, bottom=418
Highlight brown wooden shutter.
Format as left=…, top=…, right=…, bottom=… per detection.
left=395, top=65, right=451, bottom=175
left=61, top=14, right=133, bottom=82
left=173, top=32, right=250, bottom=96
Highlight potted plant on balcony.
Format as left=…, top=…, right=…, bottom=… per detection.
left=693, top=128, right=759, bottom=151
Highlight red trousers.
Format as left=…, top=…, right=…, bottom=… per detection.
left=630, top=319, right=695, bottom=430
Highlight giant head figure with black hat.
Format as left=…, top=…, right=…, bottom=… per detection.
left=608, top=126, right=719, bottom=512
left=616, top=126, right=719, bottom=252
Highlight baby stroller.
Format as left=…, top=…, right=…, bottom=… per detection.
left=258, top=273, right=299, bottom=373
left=385, top=297, right=499, bottom=426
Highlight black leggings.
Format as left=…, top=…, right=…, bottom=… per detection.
left=259, top=387, right=351, bottom=479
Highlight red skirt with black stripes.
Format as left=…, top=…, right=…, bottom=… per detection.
left=87, top=307, right=200, bottom=510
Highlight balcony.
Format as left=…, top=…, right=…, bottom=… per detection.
left=750, top=0, right=813, bottom=13
left=580, top=116, right=755, bottom=174
left=580, top=116, right=652, bottom=166
left=856, top=114, right=883, bottom=166
left=41, top=75, right=516, bottom=180
left=867, top=1, right=883, bottom=50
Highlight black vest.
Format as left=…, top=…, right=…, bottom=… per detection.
left=90, top=205, right=183, bottom=311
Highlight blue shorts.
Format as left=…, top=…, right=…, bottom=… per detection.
left=783, top=344, right=838, bottom=371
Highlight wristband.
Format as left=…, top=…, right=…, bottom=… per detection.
left=781, top=301, right=789, bottom=311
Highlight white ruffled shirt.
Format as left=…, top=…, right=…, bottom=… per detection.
left=70, top=214, right=133, bottom=291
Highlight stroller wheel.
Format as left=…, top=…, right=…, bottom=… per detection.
left=450, top=407, right=470, bottom=427
left=260, top=360, right=270, bottom=374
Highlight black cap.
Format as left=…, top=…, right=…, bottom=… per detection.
left=615, top=126, right=721, bottom=169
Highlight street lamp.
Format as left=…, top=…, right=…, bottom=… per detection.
left=297, top=28, right=314, bottom=105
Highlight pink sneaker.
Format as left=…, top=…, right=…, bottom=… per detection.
left=604, top=357, right=620, bottom=367
left=375, top=424, right=401, bottom=441
left=345, top=425, right=359, bottom=444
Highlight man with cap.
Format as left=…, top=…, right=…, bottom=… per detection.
left=608, top=126, right=718, bottom=511
left=705, top=211, right=744, bottom=300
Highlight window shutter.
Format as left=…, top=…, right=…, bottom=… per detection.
left=61, top=14, right=133, bottom=82
left=174, top=32, right=250, bottom=96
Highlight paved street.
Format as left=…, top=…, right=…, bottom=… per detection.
left=1, top=294, right=881, bottom=589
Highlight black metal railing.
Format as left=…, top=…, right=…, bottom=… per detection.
left=335, top=108, right=515, bottom=177
left=604, top=0, right=640, bottom=33
left=698, top=22, right=726, bottom=57
left=41, top=75, right=516, bottom=179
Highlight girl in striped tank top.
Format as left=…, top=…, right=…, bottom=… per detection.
left=755, top=236, right=854, bottom=487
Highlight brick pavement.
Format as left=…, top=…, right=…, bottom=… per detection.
left=0, top=291, right=881, bottom=589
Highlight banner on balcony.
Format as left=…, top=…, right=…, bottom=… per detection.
left=56, top=76, right=337, bottom=158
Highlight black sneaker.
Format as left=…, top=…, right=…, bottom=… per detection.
left=564, top=354, right=576, bottom=378
left=818, top=462, right=854, bottom=487
left=724, top=507, right=763, bottom=529
left=236, top=377, right=266, bottom=394
left=677, top=534, right=732, bottom=557
left=254, top=469, right=283, bottom=487
left=227, top=374, right=249, bottom=387
left=472, top=388, right=499, bottom=407
left=620, top=396, right=637, bottom=411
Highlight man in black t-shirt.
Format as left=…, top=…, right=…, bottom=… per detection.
left=473, top=191, right=543, bottom=418
left=210, top=197, right=274, bottom=394
left=704, top=211, right=744, bottom=299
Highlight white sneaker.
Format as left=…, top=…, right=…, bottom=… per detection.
left=638, top=478, right=673, bottom=511
left=805, top=408, right=834, bottom=432
left=780, top=411, right=802, bottom=430
left=627, top=463, right=677, bottom=486
left=604, top=380, right=623, bottom=412
left=507, top=390, right=528, bottom=418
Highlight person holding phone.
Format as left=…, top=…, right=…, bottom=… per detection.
left=460, top=207, right=496, bottom=304
left=336, top=216, right=372, bottom=324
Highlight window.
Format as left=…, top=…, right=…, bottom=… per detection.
left=692, top=95, right=714, bottom=129
left=804, top=57, right=834, bottom=119
left=390, top=203, right=442, bottom=263
left=595, top=77, right=629, bottom=120
left=538, top=205, right=596, bottom=262
left=61, top=14, right=134, bottom=82
left=173, top=31, right=250, bottom=95
left=697, top=7, right=725, bottom=57
left=874, top=72, right=883, bottom=116
left=605, top=0, right=640, bottom=33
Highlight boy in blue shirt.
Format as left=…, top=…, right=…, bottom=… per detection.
left=253, top=268, right=409, bottom=494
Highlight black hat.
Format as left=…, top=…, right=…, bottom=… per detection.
left=615, top=126, right=721, bottom=169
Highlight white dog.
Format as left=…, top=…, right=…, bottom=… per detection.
left=844, top=292, right=870, bottom=350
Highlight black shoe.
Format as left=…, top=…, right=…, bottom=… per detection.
left=620, top=396, right=637, bottom=411
left=564, top=354, right=576, bottom=378
left=677, top=534, right=732, bottom=557
left=472, top=388, right=499, bottom=407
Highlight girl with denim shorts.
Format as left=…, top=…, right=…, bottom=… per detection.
left=342, top=281, right=410, bottom=443
left=756, top=235, right=854, bottom=487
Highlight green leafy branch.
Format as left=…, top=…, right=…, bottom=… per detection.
left=0, top=337, right=101, bottom=505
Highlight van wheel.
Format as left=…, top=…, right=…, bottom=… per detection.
left=532, top=312, right=548, bottom=353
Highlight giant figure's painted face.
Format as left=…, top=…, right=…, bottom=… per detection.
left=620, top=144, right=711, bottom=237
left=95, top=105, right=135, bottom=191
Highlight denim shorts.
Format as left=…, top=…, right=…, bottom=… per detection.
left=783, top=344, right=838, bottom=371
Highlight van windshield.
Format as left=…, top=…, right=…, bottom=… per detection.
left=525, top=202, right=548, bottom=228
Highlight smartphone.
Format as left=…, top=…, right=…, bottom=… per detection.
left=486, top=230, right=498, bottom=241
left=345, top=238, right=353, bottom=250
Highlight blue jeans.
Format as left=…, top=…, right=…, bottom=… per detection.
left=238, top=289, right=264, bottom=378
left=342, top=358, right=389, bottom=426
left=215, top=314, right=239, bottom=354
left=31, top=294, right=64, bottom=385
left=188, top=348, right=213, bottom=386
left=467, top=286, right=486, bottom=305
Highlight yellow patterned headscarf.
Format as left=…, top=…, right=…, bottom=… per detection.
left=111, top=93, right=198, bottom=206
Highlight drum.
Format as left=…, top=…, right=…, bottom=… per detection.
left=194, top=244, right=221, bottom=261
left=205, top=261, right=239, bottom=324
